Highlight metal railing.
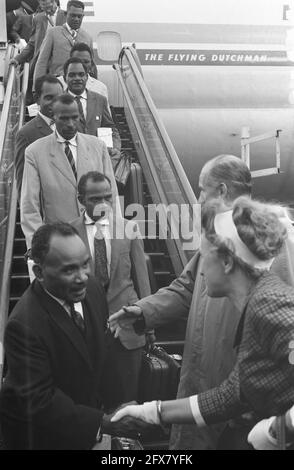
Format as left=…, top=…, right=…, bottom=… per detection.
left=0, top=47, right=29, bottom=385
left=114, top=47, right=199, bottom=275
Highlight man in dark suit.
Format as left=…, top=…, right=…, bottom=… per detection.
left=14, top=74, right=63, bottom=199
left=10, top=1, right=66, bottom=73
left=0, top=222, right=148, bottom=449
left=71, top=171, right=151, bottom=402
left=63, top=57, right=121, bottom=159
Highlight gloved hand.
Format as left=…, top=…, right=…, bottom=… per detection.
left=247, top=417, right=278, bottom=450
left=111, top=401, right=160, bottom=425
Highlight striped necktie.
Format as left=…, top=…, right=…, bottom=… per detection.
left=94, top=230, right=110, bottom=290
left=64, top=141, right=77, bottom=180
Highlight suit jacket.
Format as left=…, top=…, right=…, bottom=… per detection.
left=75, top=90, right=121, bottom=151
left=20, top=132, right=118, bottom=248
left=11, top=13, right=34, bottom=42
left=15, top=10, right=67, bottom=70
left=0, top=278, right=108, bottom=449
left=34, top=24, right=93, bottom=84
left=14, top=114, right=52, bottom=198
left=197, top=272, right=294, bottom=423
left=71, top=214, right=151, bottom=349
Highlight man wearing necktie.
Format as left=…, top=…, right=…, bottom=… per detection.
left=71, top=171, right=152, bottom=404
left=0, top=222, right=149, bottom=449
left=21, top=93, right=119, bottom=250
left=10, top=1, right=67, bottom=82
left=15, top=74, right=63, bottom=199
left=33, top=0, right=92, bottom=85
left=63, top=57, right=121, bottom=160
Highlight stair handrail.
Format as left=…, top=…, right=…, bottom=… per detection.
left=121, top=46, right=198, bottom=211
left=115, top=47, right=199, bottom=274
left=0, top=58, right=29, bottom=386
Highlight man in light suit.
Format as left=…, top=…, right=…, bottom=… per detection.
left=33, top=0, right=92, bottom=85
left=71, top=171, right=151, bottom=402
left=0, top=222, right=148, bottom=449
left=21, top=93, right=119, bottom=249
left=14, top=74, right=63, bottom=199
left=10, top=0, right=66, bottom=73
left=63, top=57, right=121, bottom=159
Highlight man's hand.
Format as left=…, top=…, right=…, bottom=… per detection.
left=108, top=148, right=121, bottom=159
left=9, top=58, right=19, bottom=67
left=102, top=402, right=154, bottom=439
left=109, top=305, right=143, bottom=338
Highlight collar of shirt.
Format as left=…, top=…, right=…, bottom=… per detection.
left=55, top=130, right=78, bottom=146
left=84, top=211, right=110, bottom=228
left=43, top=287, right=83, bottom=318
left=65, top=22, right=79, bottom=35
left=38, top=111, right=55, bottom=130
left=68, top=89, right=87, bottom=102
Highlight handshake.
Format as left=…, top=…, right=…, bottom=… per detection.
left=101, top=400, right=164, bottom=440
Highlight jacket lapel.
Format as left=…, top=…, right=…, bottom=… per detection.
left=61, top=24, right=74, bottom=47
left=76, top=133, right=90, bottom=179
left=76, top=215, right=95, bottom=274
left=109, top=216, right=124, bottom=278
left=35, top=114, right=52, bottom=137
left=49, top=134, right=76, bottom=187
left=32, top=280, right=93, bottom=372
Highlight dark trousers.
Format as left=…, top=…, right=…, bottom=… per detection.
left=102, top=332, right=142, bottom=410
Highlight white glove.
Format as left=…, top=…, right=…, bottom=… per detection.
left=247, top=417, right=279, bottom=450
left=111, top=401, right=160, bottom=425
left=16, top=38, right=27, bottom=51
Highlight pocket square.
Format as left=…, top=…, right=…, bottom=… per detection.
left=96, top=116, right=100, bottom=121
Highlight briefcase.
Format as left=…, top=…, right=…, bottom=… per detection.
left=138, top=345, right=182, bottom=403
left=125, top=162, right=144, bottom=206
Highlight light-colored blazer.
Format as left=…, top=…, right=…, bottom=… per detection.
left=33, top=24, right=93, bottom=84
left=71, top=214, right=151, bottom=349
left=15, top=9, right=67, bottom=68
left=21, top=132, right=118, bottom=249
left=14, top=114, right=52, bottom=198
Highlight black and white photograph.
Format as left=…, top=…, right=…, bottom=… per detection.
left=0, top=0, right=293, bottom=453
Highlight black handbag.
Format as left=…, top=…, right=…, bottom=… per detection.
left=113, top=150, right=132, bottom=187
left=138, top=345, right=182, bottom=403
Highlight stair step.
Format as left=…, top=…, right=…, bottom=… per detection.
left=10, top=274, right=30, bottom=297
left=12, top=255, right=28, bottom=275
left=13, top=237, right=27, bottom=255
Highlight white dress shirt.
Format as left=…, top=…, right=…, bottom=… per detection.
left=55, top=130, right=78, bottom=165
left=68, top=89, right=87, bottom=119
left=46, top=7, right=59, bottom=29
left=84, top=212, right=111, bottom=277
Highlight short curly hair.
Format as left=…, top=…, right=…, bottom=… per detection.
left=31, top=223, right=79, bottom=265
left=201, top=196, right=288, bottom=278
